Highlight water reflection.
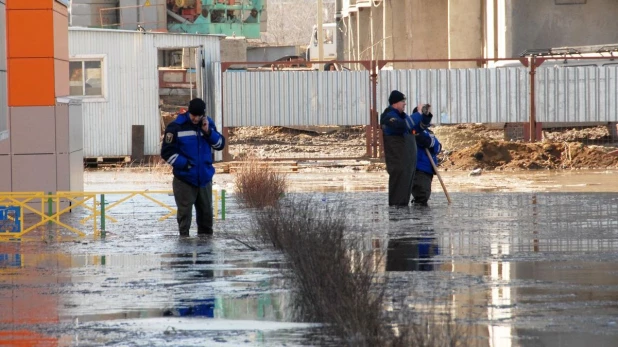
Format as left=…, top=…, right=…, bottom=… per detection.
left=386, top=237, right=440, bottom=272
left=0, top=235, right=295, bottom=345
left=164, top=298, right=215, bottom=318
left=3, top=191, right=618, bottom=346
left=0, top=242, right=67, bottom=346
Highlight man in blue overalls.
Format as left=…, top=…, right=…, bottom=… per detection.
left=161, top=98, right=226, bottom=236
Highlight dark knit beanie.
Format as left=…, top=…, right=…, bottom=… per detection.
left=388, top=90, right=406, bottom=105
left=188, top=98, right=206, bottom=116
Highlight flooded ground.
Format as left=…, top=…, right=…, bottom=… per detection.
left=1, top=169, right=617, bottom=346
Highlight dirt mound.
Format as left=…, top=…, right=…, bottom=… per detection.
left=432, top=124, right=504, bottom=151
left=441, top=139, right=618, bottom=171
left=543, top=125, right=610, bottom=142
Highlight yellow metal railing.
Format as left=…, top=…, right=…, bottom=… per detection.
left=0, top=192, right=97, bottom=238
left=0, top=190, right=226, bottom=238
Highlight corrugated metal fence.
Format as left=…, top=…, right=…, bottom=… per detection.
left=223, top=70, right=370, bottom=127
left=378, top=67, right=530, bottom=124
left=222, top=65, right=618, bottom=127
left=536, top=65, right=618, bottom=122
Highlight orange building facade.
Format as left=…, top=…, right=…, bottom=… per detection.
left=0, top=0, right=83, bottom=193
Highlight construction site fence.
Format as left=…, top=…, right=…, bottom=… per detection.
left=219, top=57, right=618, bottom=159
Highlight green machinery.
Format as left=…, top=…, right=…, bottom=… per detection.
left=167, top=0, right=265, bottom=38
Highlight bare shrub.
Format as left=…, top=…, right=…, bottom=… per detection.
left=233, top=157, right=288, bottom=209
left=253, top=198, right=387, bottom=346
left=250, top=197, right=472, bottom=346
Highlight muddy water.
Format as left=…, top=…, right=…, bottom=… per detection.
left=1, top=170, right=617, bottom=346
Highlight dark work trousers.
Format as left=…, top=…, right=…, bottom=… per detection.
left=383, top=133, right=417, bottom=206
left=173, top=177, right=213, bottom=236
left=412, top=170, right=434, bottom=205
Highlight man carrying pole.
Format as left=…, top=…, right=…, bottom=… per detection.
left=411, top=104, right=450, bottom=205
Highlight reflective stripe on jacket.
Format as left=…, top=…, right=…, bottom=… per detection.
left=161, top=112, right=225, bottom=187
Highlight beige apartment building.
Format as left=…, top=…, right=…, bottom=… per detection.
left=337, top=0, right=618, bottom=69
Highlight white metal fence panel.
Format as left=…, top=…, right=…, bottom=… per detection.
left=536, top=65, right=618, bottom=122
left=378, top=67, right=529, bottom=124
left=223, top=70, right=371, bottom=127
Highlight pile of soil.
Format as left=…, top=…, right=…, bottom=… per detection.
left=441, top=139, right=618, bottom=171
left=432, top=124, right=504, bottom=151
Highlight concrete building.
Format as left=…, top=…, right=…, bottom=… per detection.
left=338, top=0, right=618, bottom=69
left=0, top=0, right=83, bottom=193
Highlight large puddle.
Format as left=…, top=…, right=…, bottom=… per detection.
left=1, top=170, right=617, bottom=346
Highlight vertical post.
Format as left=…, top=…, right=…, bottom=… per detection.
left=100, top=194, right=106, bottom=235
left=317, top=0, right=324, bottom=71
left=220, top=64, right=232, bottom=162
left=371, top=61, right=378, bottom=158
left=47, top=192, right=52, bottom=227
left=56, top=195, right=59, bottom=224
left=213, top=190, right=219, bottom=220
left=382, top=1, right=386, bottom=60
left=529, top=56, right=537, bottom=142
left=221, top=190, right=226, bottom=221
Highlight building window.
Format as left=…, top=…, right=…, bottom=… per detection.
left=69, top=59, right=103, bottom=97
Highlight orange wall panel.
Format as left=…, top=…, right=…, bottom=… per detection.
left=6, top=0, right=55, bottom=10
left=8, top=58, right=55, bottom=107
left=7, top=10, right=54, bottom=58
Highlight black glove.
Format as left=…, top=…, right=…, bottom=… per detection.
left=421, top=112, right=433, bottom=127
left=421, top=104, right=431, bottom=115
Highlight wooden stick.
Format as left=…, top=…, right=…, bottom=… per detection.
left=425, top=148, right=452, bottom=204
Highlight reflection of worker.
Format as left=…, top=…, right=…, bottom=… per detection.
left=380, top=90, right=417, bottom=207
left=411, top=104, right=441, bottom=206
left=386, top=237, right=440, bottom=272
left=163, top=240, right=216, bottom=317
left=244, top=8, right=259, bottom=23
left=161, top=98, right=226, bottom=237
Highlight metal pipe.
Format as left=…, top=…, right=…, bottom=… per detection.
left=167, top=9, right=190, bottom=24
left=100, top=194, right=106, bottom=233
left=530, top=57, right=537, bottom=142
left=382, top=0, right=386, bottom=60
left=371, top=61, right=378, bottom=158
left=221, top=190, right=226, bottom=220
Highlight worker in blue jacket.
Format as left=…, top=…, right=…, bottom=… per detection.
left=161, top=98, right=226, bottom=236
left=380, top=90, right=417, bottom=206
left=411, top=104, right=442, bottom=206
